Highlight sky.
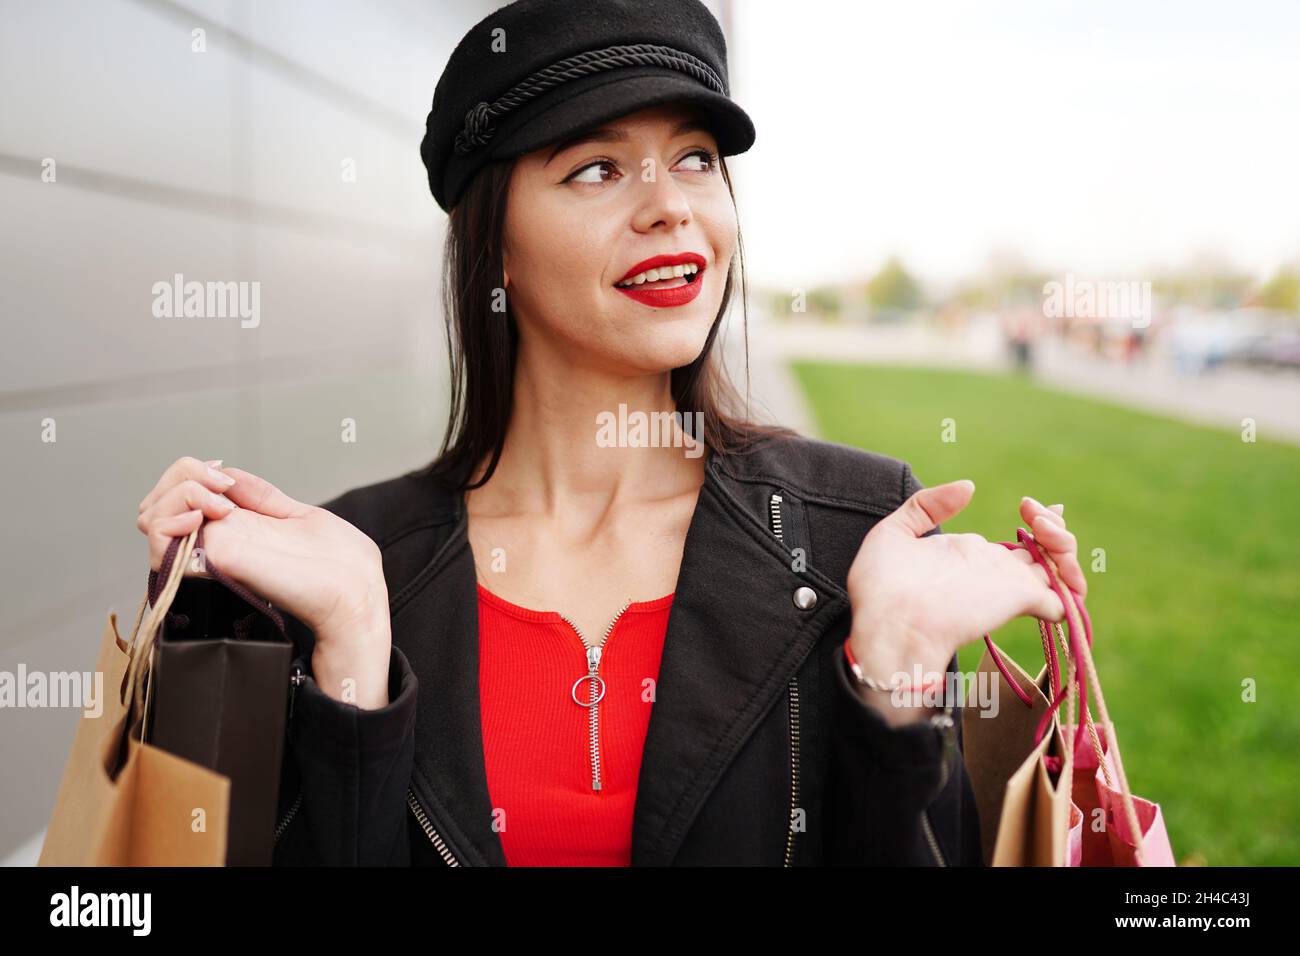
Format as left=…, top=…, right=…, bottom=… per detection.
left=724, top=0, right=1300, bottom=290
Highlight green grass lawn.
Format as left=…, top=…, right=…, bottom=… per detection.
left=791, top=361, right=1300, bottom=866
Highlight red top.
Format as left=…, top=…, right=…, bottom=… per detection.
left=476, top=581, right=675, bottom=866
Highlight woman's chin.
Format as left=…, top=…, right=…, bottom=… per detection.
left=640, top=329, right=714, bottom=369
left=618, top=293, right=718, bottom=330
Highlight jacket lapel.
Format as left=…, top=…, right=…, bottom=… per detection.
left=629, top=457, right=850, bottom=865
left=391, top=503, right=505, bottom=865
left=393, top=449, right=851, bottom=866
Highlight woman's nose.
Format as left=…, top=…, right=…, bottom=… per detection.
left=630, top=166, right=692, bottom=231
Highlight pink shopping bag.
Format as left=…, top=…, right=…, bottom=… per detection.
left=977, top=528, right=1175, bottom=867
left=1065, top=720, right=1176, bottom=867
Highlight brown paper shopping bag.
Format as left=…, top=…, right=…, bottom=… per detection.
left=39, top=525, right=231, bottom=866
left=963, top=634, right=1076, bottom=866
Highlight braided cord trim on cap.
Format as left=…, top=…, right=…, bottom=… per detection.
left=453, top=43, right=726, bottom=155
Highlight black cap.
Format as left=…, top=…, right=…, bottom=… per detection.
left=420, top=0, right=756, bottom=213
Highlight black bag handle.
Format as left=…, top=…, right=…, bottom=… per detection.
left=147, top=522, right=286, bottom=636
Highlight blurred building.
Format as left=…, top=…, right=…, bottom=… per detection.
left=0, top=0, right=496, bottom=864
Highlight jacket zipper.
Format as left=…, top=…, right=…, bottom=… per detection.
left=769, top=489, right=949, bottom=867
left=557, top=600, right=634, bottom=791
left=272, top=665, right=308, bottom=846
left=274, top=779, right=466, bottom=866
left=920, top=715, right=953, bottom=866
left=921, top=807, right=947, bottom=866
left=407, top=787, right=461, bottom=866
left=273, top=790, right=302, bottom=844
left=275, top=662, right=465, bottom=866
left=769, top=493, right=802, bottom=868
left=288, top=663, right=305, bottom=721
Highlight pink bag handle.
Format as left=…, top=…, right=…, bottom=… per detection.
left=981, top=539, right=1066, bottom=709
left=980, top=527, right=1150, bottom=863
left=981, top=528, right=1094, bottom=754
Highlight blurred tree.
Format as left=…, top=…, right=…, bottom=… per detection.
left=808, top=286, right=841, bottom=321
left=1256, top=266, right=1300, bottom=312
left=865, top=256, right=922, bottom=313
left=1153, top=252, right=1254, bottom=308
left=769, top=290, right=795, bottom=322
left=953, top=281, right=992, bottom=309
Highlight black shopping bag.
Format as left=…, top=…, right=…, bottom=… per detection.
left=142, top=524, right=293, bottom=866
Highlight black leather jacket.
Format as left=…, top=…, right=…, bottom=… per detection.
left=270, top=433, right=983, bottom=866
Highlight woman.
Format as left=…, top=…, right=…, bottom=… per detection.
left=134, top=0, right=1085, bottom=866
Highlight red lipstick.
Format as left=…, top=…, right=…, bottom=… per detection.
left=614, top=252, right=707, bottom=308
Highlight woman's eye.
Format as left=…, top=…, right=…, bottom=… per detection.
left=677, top=149, right=719, bottom=172
left=566, top=160, right=619, bottom=185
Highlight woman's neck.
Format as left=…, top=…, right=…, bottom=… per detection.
left=466, top=351, right=706, bottom=521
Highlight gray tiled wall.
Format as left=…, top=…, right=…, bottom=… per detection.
left=0, top=0, right=496, bottom=861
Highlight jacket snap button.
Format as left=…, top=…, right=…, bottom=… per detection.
left=792, top=586, right=817, bottom=610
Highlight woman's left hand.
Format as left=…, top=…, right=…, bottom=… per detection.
left=843, top=479, right=1085, bottom=718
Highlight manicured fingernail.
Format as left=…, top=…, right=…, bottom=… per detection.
left=211, top=492, right=235, bottom=511
left=206, top=459, right=223, bottom=468
left=1024, top=495, right=1044, bottom=510
left=1050, top=503, right=1064, bottom=514
left=207, top=467, right=235, bottom=487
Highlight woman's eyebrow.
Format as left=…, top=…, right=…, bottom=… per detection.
left=545, top=128, right=626, bottom=166
left=544, top=119, right=713, bottom=167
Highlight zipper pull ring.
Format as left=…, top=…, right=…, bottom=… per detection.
left=571, top=671, right=606, bottom=706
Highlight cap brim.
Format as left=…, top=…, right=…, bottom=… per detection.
left=482, top=66, right=756, bottom=164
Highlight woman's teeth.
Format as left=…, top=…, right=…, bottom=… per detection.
left=616, top=262, right=700, bottom=287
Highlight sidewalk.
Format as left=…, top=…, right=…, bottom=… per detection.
left=718, top=313, right=822, bottom=436
left=741, top=318, right=1300, bottom=445
left=1033, top=338, right=1300, bottom=444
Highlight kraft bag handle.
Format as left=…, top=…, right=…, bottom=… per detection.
left=120, top=522, right=200, bottom=739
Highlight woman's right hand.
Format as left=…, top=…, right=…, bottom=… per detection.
left=844, top=480, right=1082, bottom=725
left=136, top=456, right=393, bottom=708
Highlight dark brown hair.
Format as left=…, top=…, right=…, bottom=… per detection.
left=416, top=153, right=798, bottom=492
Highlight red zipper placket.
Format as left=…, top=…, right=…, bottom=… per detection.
left=557, top=600, right=634, bottom=792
